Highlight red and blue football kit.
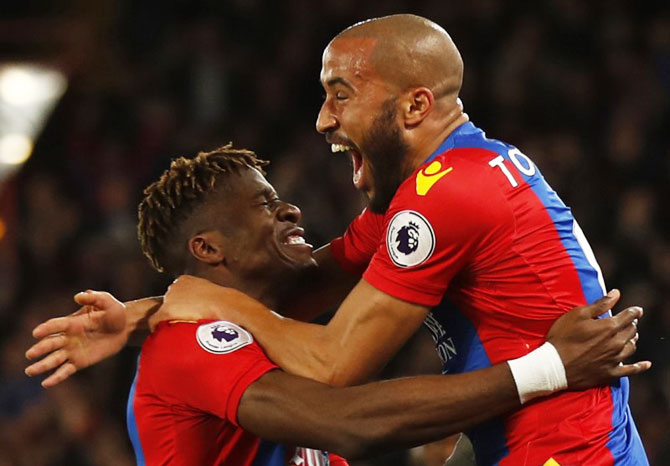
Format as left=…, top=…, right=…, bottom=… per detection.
left=330, top=122, right=648, bottom=466
left=127, top=319, right=348, bottom=466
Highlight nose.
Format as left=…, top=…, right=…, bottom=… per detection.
left=316, top=100, right=338, bottom=134
left=277, top=201, right=302, bottom=224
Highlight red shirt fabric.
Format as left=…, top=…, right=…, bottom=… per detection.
left=127, top=318, right=348, bottom=466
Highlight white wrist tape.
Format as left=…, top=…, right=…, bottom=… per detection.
left=507, top=342, right=568, bottom=404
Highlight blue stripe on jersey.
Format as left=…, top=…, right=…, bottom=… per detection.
left=126, top=357, right=145, bottom=466
left=428, top=299, right=508, bottom=465
left=251, top=440, right=286, bottom=466
left=425, top=122, right=648, bottom=465
left=478, top=131, right=649, bottom=466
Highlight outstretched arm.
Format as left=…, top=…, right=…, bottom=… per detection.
left=24, top=245, right=355, bottom=388
left=239, top=364, right=518, bottom=459
left=238, top=324, right=650, bottom=461
left=25, top=291, right=161, bottom=387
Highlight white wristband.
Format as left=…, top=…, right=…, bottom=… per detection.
left=507, top=342, right=568, bottom=404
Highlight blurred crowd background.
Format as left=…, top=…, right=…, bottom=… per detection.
left=0, top=0, right=668, bottom=465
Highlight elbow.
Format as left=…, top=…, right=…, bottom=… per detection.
left=306, top=348, right=358, bottom=387
left=321, top=358, right=368, bottom=387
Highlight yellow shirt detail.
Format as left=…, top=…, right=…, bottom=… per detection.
left=543, top=458, right=562, bottom=466
left=416, top=161, right=453, bottom=196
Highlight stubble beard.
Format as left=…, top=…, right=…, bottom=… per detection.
left=362, top=99, right=410, bottom=214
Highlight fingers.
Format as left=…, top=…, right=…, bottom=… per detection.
left=610, top=306, right=643, bottom=331
left=25, top=334, right=67, bottom=361
left=584, top=289, right=620, bottom=318
left=617, top=336, right=638, bottom=360
left=73, top=290, right=118, bottom=309
left=25, top=348, right=68, bottom=377
left=32, top=317, right=71, bottom=339
left=611, top=360, right=652, bottom=378
left=41, top=362, right=78, bottom=388
left=615, top=319, right=638, bottom=346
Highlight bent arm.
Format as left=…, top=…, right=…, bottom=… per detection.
left=238, top=364, right=518, bottom=459
left=227, top=278, right=429, bottom=386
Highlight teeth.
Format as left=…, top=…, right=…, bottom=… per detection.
left=286, top=235, right=306, bottom=245
left=331, top=144, right=351, bottom=153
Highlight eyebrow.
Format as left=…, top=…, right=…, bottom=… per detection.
left=325, top=77, right=354, bottom=91
left=253, top=187, right=276, bottom=199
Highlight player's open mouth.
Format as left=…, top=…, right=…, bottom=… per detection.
left=331, top=143, right=365, bottom=189
left=285, top=234, right=306, bottom=245
left=280, top=227, right=313, bottom=251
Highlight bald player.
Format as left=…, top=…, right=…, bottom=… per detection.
left=27, top=15, right=648, bottom=466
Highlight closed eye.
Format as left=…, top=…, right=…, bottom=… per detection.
left=260, top=197, right=281, bottom=209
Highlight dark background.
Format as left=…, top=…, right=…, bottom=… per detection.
left=0, top=1, right=668, bottom=464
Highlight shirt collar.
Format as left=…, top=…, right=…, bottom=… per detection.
left=422, top=121, right=478, bottom=165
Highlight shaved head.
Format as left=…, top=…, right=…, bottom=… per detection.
left=334, top=14, right=463, bottom=99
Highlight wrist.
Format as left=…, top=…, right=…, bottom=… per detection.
left=507, top=342, right=567, bottom=404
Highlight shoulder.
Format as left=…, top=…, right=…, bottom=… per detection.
left=141, top=320, right=262, bottom=368
left=390, top=149, right=512, bottom=224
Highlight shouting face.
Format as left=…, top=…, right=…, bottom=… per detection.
left=317, top=37, right=409, bottom=213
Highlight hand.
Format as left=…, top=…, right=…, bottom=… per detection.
left=547, top=289, right=651, bottom=390
left=25, top=291, right=129, bottom=388
left=153, top=275, right=263, bottom=330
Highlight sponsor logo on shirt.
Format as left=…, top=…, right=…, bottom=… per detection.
left=386, top=210, right=435, bottom=268
left=423, top=313, right=458, bottom=367
left=196, top=321, right=253, bottom=354
left=416, top=160, right=453, bottom=196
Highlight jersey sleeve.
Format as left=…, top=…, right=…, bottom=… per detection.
left=329, top=208, right=385, bottom=275
left=363, top=156, right=511, bottom=307
left=144, top=321, right=278, bottom=427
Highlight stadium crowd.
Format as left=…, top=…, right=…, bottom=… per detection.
left=0, top=1, right=668, bottom=465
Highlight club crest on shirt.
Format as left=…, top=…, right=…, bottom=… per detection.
left=386, top=210, right=435, bottom=268
left=196, top=321, right=253, bottom=354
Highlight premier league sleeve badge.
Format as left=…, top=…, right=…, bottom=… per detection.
left=386, top=210, right=435, bottom=268
left=196, top=321, right=253, bottom=354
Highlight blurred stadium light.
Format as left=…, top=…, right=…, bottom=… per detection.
left=0, top=63, right=67, bottom=183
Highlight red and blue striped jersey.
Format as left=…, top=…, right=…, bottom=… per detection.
left=330, top=122, right=648, bottom=466
left=127, top=319, right=347, bottom=466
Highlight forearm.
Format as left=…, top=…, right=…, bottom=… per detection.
left=239, top=364, right=519, bottom=459
left=235, top=308, right=338, bottom=382
left=335, top=364, right=519, bottom=456
left=231, top=280, right=429, bottom=386
left=124, top=297, right=162, bottom=346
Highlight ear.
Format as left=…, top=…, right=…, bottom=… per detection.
left=188, top=231, right=226, bottom=266
left=400, top=87, right=434, bottom=127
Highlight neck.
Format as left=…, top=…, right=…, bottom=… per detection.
left=405, top=99, right=469, bottom=173
left=189, top=268, right=281, bottom=309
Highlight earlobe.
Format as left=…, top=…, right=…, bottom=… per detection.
left=404, top=87, right=434, bottom=126
left=188, top=233, right=225, bottom=266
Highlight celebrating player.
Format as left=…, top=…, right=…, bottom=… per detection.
left=28, top=14, right=649, bottom=466
left=27, top=147, right=647, bottom=465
